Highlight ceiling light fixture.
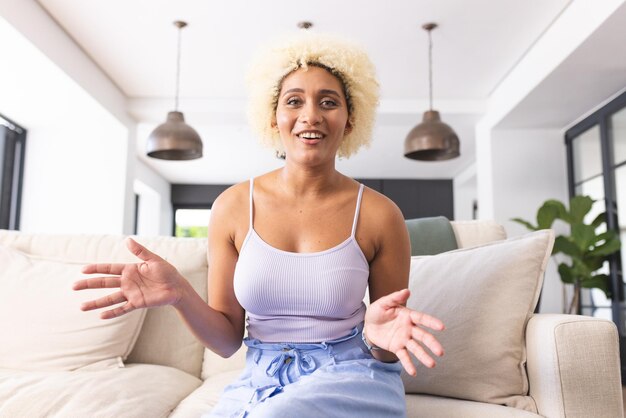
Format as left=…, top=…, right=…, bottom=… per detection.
left=297, top=21, right=313, bottom=30
left=404, top=23, right=460, bottom=161
left=147, top=20, right=203, bottom=160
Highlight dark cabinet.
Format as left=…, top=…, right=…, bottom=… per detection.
left=356, top=179, right=453, bottom=220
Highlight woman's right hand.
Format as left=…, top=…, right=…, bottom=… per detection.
left=73, top=238, right=185, bottom=319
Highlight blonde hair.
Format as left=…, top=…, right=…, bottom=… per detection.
left=246, top=33, right=380, bottom=158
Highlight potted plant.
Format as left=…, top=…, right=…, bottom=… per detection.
left=512, top=195, right=621, bottom=314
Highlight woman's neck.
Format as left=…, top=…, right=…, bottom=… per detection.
left=277, top=161, right=342, bottom=198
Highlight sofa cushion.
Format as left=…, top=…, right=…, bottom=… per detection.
left=124, top=236, right=209, bottom=378
left=170, top=369, right=242, bottom=417
left=0, top=230, right=209, bottom=378
left=450, top=220, right=507, bottom=248
left=402, top=230, right=554, bottom=412
left=0, top=245, right=146, bottom=371
left=405, top=216, right=458, bottom=255
left=0, top=364, right=201, bottom=418
left=202, top=345, right=248, bottom=380
left=405, top=394, right=542, bottom=418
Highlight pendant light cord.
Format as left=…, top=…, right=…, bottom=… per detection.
left=427, top=28, right=433, bottom=111
left=174, top=24, right=182, bottom=112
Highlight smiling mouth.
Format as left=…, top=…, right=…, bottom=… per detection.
left=296, top=131, right=325, bottom=144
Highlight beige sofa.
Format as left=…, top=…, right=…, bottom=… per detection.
left=0, top=221, right=622, bottom=418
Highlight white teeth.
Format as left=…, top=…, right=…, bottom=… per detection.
left=298, top=132, right=323, bottom=139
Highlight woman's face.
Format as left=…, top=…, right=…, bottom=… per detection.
left=274, top=66, right=351, bottom=166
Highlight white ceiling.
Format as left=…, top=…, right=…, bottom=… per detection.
left=37, top=0, right=572, bottom=184
left=497, top=2, right=626, bottom=130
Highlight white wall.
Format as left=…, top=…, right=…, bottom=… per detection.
left=489, top=129, right=569, bottom=313
left=453, top=163, right=477, bottom=221
left=20, top=123, right=128, bottom=235
left=0, top=16, right=128, bottom=234
left=0, top=3, right=173, bottom=235
left=134, top=160, right=172, bottom=236
left=490, top=130, right=568, bottom=237
left=134, top=180, right=162, bottom=237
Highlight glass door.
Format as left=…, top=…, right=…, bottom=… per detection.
left=571, top=125, right=612, bottom=319
left=566, top=91, right=626, bottom=332
left=610, top=106, right=626, bottom=318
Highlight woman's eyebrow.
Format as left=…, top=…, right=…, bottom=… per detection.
left=320, top=89, right=341, bottom=98
left=281, top=88, right=304, bottom=97
left=281, top=88, right=342, bottom=98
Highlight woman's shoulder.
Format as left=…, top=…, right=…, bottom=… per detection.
left=212, top=172, right=277, bottom=214
left=359, top=184, right=406, bottom=238
left=361, top=185, right=403, bottom=219
left=211, top=180, right=250, bottom=217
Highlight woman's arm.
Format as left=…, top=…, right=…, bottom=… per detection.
left=174, top=189, right=246, bottom=357
left=361, top=192, right=445, bottom=375
left=74, top=186, right=246, bottom=358
left=363, top=195, right=410, bottom=363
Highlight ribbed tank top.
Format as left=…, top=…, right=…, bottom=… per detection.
left=233, top=178, right=369, bottom=343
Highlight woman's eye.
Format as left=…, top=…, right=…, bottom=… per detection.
left=286, top=97, right=301, bottom=106
left=321, top=99, right=338, bottom=107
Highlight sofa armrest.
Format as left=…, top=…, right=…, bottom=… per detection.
left=526, top=314, right=623, bottom=418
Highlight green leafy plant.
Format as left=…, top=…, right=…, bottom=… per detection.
left=512, top=195, right=621, bottom=314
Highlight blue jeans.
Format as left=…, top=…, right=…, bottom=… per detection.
left=204, top=324, right=407, bottom=418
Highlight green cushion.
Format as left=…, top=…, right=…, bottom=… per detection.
left=405, top=216, right=458, bottom=256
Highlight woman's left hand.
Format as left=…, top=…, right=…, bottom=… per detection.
left=364, top=288, right=445, bottom=376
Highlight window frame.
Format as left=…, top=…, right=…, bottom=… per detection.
left=565, top=90, right=626, bottom=333
left=0, top=114, right=27, bottom=230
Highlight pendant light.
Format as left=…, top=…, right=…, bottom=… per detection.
left=147, top=20, right=203, bottom=160
left=404, top=23, right=459, bottom=161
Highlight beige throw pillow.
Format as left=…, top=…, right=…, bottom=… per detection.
left=0, top=245, right=146, bottom=371
left=402, top=230, right=554, bottom=412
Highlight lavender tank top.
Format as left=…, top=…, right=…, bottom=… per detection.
left=233, top=178, right=369, bottom=343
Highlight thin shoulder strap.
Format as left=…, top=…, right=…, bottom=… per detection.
left=351, top=183, right=365, bottom=237
left=249, top=178, right=254, bottom=229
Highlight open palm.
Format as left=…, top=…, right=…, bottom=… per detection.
left=73, top=238, right=184, bottom=319
left=365, top=289, right=445, bottom=376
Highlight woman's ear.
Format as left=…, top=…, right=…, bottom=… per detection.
left=344, top=120, right=353, bottom=135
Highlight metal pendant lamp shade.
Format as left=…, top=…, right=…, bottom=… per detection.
left=147, top=111, right=202, bottom=160
left=404, top=110, right=459, bottom=161
left=404, top=23, right=459, bottom=161
left=147, top=21, right=203, bottom=160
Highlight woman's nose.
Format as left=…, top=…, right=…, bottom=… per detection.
left=298, top=102, right=323, bottom=125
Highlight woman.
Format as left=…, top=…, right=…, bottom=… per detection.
left=74, top=33, right=444, bottom=417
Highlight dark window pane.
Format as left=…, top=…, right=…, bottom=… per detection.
left=611, top=107, right=626, bottom=166
left=572, top=125, right=603, bottom=183
left=574, top=177, right=606, bottom=226
left=615, top=165, right=626, bottom=283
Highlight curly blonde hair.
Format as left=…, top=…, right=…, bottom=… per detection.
left=246, top=33, right=380, bottom=158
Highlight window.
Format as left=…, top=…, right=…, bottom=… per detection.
left=566, top=90, right=626, bottom=331
left=174, top=208, right=211, bottom=238
left=0, top=114, right=26, bottom=230
left=170, top=184, right=231, bottom=238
